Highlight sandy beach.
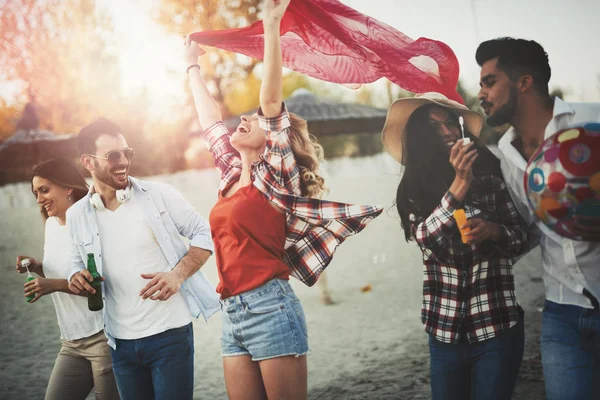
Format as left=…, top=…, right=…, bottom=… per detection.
left=0, top=153, right=546, bottom=399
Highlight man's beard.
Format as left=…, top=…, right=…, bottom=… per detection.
left=94, top=160, right=129, bottom=190
left=486, top=86, right=518, bottom=127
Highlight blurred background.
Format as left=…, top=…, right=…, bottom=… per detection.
left=1, top=0, right=598, bottom=184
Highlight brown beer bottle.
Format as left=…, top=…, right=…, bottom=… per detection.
left=87, top=253, right=103, bottom=311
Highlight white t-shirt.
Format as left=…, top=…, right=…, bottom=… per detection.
left=43, top=217, right=104, bottom=341
left=96, top=194, right=191, bottom=340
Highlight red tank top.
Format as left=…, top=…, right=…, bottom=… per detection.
left=209, top=181, right=290, bottom=298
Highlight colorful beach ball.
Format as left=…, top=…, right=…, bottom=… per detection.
left=524, top=123, right=600, bottom=240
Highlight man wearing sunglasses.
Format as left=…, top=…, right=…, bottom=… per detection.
left=66, top=117, right=219, bottom=400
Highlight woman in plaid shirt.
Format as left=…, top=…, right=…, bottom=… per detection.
left=184, top=1, right=382, bottom=398
left=382, top=93, right=528, bottom=400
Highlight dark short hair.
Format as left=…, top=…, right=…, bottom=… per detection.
left=476, top=37, right=551, bottom=96
left=77, top=117, right=123, bottom=157
left=31, top=158, right=89, bottom=220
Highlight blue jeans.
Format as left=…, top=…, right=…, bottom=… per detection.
left=220, top=278, right=309, bottom=360
left=541, top=300, right=600, bottom=400
left=110, top=323, right=194, bottom=400
left=428, top=309, right=524, bottom=400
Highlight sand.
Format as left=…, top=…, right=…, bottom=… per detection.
left=0, top=153, right=546, bottom=399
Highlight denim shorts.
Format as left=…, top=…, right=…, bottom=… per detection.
left=220, top=278, right=309, bottom=361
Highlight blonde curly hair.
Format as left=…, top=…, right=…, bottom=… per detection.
left=288, top=112, right=327, bottom=198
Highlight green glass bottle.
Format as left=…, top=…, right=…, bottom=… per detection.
left=86, top=253, right=103, bottom=311
left=22, top=259, right=35, bottom=303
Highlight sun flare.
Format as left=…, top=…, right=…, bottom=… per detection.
left=100, top=0, right=186, bottom=114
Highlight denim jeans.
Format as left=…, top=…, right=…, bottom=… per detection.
left=110, top=323, right=194, bottom=400
left=541, top=300, right=600, bottom=400
left=428, top=308, right=524, bottom=400
left=220, top=278, right=309, bottom=360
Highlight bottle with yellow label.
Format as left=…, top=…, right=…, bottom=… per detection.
left=453, top=209, right=471, bottom=244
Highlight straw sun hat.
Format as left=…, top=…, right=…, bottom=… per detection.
left=381, top=92, right=483, bottom=164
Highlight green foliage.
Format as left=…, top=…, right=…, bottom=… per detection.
left=0, top=99, right=21, bottom=140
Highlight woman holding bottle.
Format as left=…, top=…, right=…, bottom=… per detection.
left=16, top=158, right=119, bottom=400
left=382, top=93, right=528, bottom=400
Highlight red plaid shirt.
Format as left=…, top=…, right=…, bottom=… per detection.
left=412, top=174, right=527, bottom=344
left=200, top=104, right=383, bottom=287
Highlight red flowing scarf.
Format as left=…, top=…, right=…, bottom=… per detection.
left=190, top=0, right=463, bottom=104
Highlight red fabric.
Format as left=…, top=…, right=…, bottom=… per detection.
left=209, top=181, right=290, bottom=299
left=190, top=0, right=463, bottom=104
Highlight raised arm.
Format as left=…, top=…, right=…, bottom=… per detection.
left=414, top=141, right=478, bottom=261
left=184, top=35, right=222, bottom=130
left=255, top=0, right=303, bottom=193
left=260, top=0, right=289, bottom=117
left=184, top=35, right=240, bottom=182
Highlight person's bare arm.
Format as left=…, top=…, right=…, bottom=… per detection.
left=185, top=35, right=222, bottom=130
left=139, top=247, right=211, bottom=301
left=25, top=278, right=86, bottom=304
left=259, top=0, right=289, bottom=117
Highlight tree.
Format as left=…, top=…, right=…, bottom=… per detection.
left=0, top=98, right=22, bottom=140
left=0, top=0, right=122, bottom=134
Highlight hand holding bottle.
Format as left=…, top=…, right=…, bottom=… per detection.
left=20, top=258, right=36, bottom=303
left=24, top=276, right=55, bottom=304
left=453, top=209, right=471, bottom=244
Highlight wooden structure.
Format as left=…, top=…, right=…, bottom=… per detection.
left=224, top=89, right=388, bottom=158
left=0, top=130, right=79, bottom=185
left=225, top=89, right=388, bottom=135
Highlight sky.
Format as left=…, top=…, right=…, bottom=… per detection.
left=5, top=0, right=597, bottom=111
left=98, top=0, right=184, bottom=106
left=342, top=0, right=600, bottom=102
left=99, top=0, right=600, bottom=107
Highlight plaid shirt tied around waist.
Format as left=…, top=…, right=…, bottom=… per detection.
left=200, top=104, right=383, bottom=287
left=412, top=174, right=528, bottom=344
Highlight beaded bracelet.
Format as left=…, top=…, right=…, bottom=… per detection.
left=186, top=64, right=201, bottom=74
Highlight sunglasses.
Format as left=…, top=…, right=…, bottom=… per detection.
left=88, top=148, right=135, bottom=165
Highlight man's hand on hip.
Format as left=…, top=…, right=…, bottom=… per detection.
left=140, top=271, right=184, bottom=301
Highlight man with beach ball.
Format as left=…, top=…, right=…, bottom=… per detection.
left=476, top=37, right=600, bottom=400
left=524, top=123, right=600, bottom=241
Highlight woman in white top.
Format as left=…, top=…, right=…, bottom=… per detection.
left=16, top=158, right=119, bottom=400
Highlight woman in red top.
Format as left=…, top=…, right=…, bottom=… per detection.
left=184, top=1, right=382, bottom=398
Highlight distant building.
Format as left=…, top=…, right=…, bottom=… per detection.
left=0, top=130, right=79, bottom=185
left=224, top=89, right=388, bottom=136
left=187, top=89, right=389, bottom=161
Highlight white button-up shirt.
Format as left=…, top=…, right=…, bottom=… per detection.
left=497, top=97, right=600, bottom=309
left=66, top=177, right=220, bottom=348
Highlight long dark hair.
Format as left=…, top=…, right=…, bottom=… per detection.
left=395, top=104, right=500, bottom=241
left=31, top=158, right=89, bottom=220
